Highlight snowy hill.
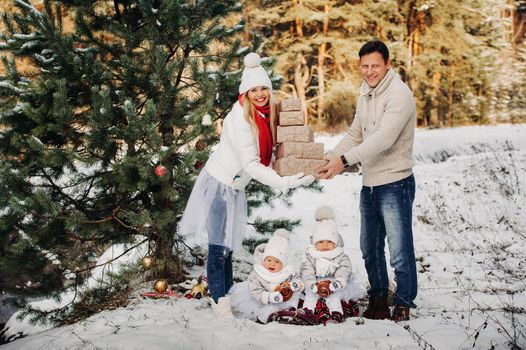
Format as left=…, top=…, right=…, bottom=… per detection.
left=2, top=124, right=525, bottom=350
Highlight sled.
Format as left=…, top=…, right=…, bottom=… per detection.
left=269, top=299, right=360, bottom=325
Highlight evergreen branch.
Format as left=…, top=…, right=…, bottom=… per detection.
left=174, top=45, right=192, bottom=89
left=14, top=0, right=42, bottom=19
left=38, top=169, right=87, bottom=210
left=73, top=237, right=147, bottom=275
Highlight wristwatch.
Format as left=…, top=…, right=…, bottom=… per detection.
left=340, top=155, right=350, bottom=169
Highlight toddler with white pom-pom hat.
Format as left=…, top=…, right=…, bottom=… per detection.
left=229, top=229, right=304, bottom=323
left=300, top=206, right=362, bottom=323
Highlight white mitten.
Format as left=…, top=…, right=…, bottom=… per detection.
left=256, top=170, right=315, bottom=195
left=290, top=280, right=304, bottom=292
left=287, top=173, right=315, bottom=191
left=269, top=291, right=283, bottom=304
left=329, top=280, right=343, bottom=292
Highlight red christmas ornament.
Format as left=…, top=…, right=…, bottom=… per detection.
left=194, top=161, right=204, bottom=170
left=195, top=139, right=206, bottom=151
left=154, top=165, right=167, bottom=177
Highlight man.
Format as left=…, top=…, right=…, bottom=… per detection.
left=317, top=40, right=417, bottom=322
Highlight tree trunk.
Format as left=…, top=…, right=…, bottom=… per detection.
left=317, top=3, right=330, bottom=121
left=447, top=64, right=455, bottom=127
left=293, top=0, right=304, bottom=38
left=294, top=53, right=309, bottom=124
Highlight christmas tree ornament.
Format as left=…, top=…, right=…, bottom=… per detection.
left=177, top=276, right=208, bottom=299
left=194, top=161, right=204, bottom=170
left=189, top=281, right=208, bottom=299
left=154, top=279, right=169, bottom=293
left=154, top=165, right=167, bottom=177
left=141, top=256, right=154, bottom=270
left=195, top=139, right=206, bottom=151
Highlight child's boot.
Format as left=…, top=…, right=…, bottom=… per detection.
left=211, top=296, right=234, bottom=319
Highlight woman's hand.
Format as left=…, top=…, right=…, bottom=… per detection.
left=286, top=172, right=315, bottom=192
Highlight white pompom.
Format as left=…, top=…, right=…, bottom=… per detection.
left=315, top=206, right=334, bottom=221
left=273, top=228, right=290, bottom=240
left=244, top=52, right=261, bottom=68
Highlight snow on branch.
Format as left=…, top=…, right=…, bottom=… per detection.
left=15, top=0, right=43, bottom=19
left=0, top=81, right=25, bottom=94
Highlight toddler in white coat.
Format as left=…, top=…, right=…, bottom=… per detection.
left=230, top=229, right=304, bottom=323
left=300, top=206, right=361, bottom=323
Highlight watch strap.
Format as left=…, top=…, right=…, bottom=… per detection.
left=340, top=155, right=350, bottom=169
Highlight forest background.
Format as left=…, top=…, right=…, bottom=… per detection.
left=2, top=0, right=525, bottom=130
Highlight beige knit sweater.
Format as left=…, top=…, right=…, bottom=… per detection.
left=329, top=69, right=416, bottom=187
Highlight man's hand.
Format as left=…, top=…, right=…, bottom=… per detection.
left=317, top=155, right=344, bottom=180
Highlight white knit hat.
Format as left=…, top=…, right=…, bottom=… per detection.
left=312, top=206, right=340, bottom=245
left=239, top=53, right=273, bottom=94
left=263, top=228, right=290, bottom=264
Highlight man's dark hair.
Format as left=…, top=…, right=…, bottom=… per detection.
left=359, top=40, right=389, bottom=62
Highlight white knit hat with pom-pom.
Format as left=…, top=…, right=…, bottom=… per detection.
left=239, top=53, right=273, bottom=94
left=312, top=206, right=340, bottom=245
left=263, top=228, right=290, bottom=264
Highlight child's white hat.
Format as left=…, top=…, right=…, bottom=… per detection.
left=239, top=53, right=273, bottom=94
left=312, top=206, right=340, bottom=245
left=263, top=228, right=290, bottom=264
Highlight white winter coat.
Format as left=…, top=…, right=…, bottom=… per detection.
left=229, top=242, right=302, bottom=323
left=204, top=101, right=285, bottom=191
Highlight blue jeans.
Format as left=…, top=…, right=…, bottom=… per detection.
left=207, top=244, right=233, bottom=302
left=359, top=174, right=417, bottom=308
left=206, top=187, right=233, bottom=302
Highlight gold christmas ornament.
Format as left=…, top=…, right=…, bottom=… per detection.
left=141, top=256, right=154, bottom=270
left=190, top=282, right=208, bottom=299
left=154, top=279, right=169, bottom=293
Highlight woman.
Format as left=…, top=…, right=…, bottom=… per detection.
left=180, top=53, right=314, bottom=316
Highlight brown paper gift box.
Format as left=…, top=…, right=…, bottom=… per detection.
left=276, top=142, right=324, bottom=160
left=279, top=111, right=305, bottom=126
left=276, top=126, right=313, bottom=143
left=273, top=157, right=328, bottom=177
left=280, top=98, right=302, bottom=112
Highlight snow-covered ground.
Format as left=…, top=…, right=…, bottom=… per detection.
left=2, top=124, right=525, bottom=350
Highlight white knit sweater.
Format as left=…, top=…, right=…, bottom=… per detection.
left=329, top=69, right=416, bottom=186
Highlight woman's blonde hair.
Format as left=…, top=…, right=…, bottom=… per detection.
left=241, top=92, right=279, bottom=144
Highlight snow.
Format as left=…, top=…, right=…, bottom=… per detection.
left=20, top=40, right=40, bottom=51
left=0, top=81, right=24, bottom=94
left=2, top=124, right=525, bottom=349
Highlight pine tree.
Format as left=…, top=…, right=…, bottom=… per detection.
left=0, top=0, right=259, bottom=322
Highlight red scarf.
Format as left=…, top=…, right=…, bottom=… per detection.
left=238, top=95, right=273, bottom=166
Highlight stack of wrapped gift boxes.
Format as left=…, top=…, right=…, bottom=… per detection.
left=273, top=98, right=327, bottom=177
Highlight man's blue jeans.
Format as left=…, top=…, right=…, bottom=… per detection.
left=206, top=186, right=233, bottom=303
left=359, top=174, right=417, bottom=308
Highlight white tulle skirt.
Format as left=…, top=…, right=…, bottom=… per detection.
left=229, top=281, right=301, bottom=323
left=179, top=169, right=247, bottom=252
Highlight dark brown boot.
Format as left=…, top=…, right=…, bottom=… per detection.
left=362, top=295, right=391, bottom=320
left=391, top=304, right=410, bottom=322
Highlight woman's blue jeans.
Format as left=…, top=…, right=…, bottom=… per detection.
left=207, top=245, right=233, bottom=303
left=359, top=174, right=417, bottom=308
left=206, top=186, right=233, bottom=303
